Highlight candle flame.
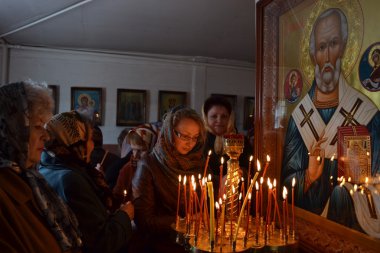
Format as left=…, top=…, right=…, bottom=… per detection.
left=273, top=179, right=277, bottom=187
left=268, top=182, right=273, bottom=190
left=366, top=151, right=370, bottom=156
left=349, top=189, right=353, bottom=196
left=198, top=174, right=201, bottom=179
left=339, top=178, right=345, bottom=187
left=317, top=156, right=321, bottom=162
left=248, top=192, right=252, bottom=200
left=223, top=194, right=227, bottom=200
left=354, top=184, right=357, bottom=191
left=255, top=181, right=259, bottom=190
left=282, top=187, right=288, bottom=199
left=365, top=177, right=369, bottom=184
left=215, top=201, right=220, bottom=210
left=219, top=198, right=223, bottom=205
left=221, top=156, right=224, bottom=164
left=330, top=155, right=335, bottom=161
left=202, top=178, right=205, bottom=186
left=208, top=150, right=212, bottom=156
left=348, top=177, right=351, bottom=182
left=361, top=189, right=364, bottom=195
left=183, top=175, right=187, bottom=185
left=266, top=154, right=270, bottom=162
left=123, top=189, right=127, bottom=196
left=208, top=174, right=211, bottom=181
left=191, top=175, right=195, bottom=183
left=292, top=177, right=296, bottom=187
left=193, top=182, right=196, bottom=191
left=178, top=175, right=182, bottom=182
left=232, top=185, right=236, bottom=194
left=241, top=177, right=244, bottom=182
left=260, top=177, right=264, bottom=184
left=239, top=192, right=242, bottom=200
left=267, top=177, right=271, bottom=185
left=249, top=155, right=253, bottom=162
left=257, top=159, right=261, bottom=171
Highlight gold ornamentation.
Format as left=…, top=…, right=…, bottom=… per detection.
left=300, top=0, right=364, bottom=86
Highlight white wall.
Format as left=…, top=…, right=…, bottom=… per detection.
left=1, top=46, right=255, bottom=144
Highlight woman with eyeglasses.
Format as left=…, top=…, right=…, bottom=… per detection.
left=132, top=106, right=206, bottom=253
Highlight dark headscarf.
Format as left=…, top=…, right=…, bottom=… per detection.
left=152, top=106, right=206, bottom=185
left=0, top=82, right=82, bottom=251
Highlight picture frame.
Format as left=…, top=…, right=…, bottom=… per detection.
left=48, top=84, right=59, bottom=114
left=158, top=90, right=187, bottom=121
left=243, top=96, right=254, bottom=130
left=71, top=87, right=103, bottom=125
left=116, top=89, right=147, bottom=126
left=256, top=0, right=380, bottom=251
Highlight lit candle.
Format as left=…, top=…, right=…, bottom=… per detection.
left=291, top=177, right=296, bottom=233
left=230, top=185, right=235, bottom=239
left=238, top=192, right=242, bottom=215
left=240, top=177, right=245, bottom=203
left=215, top=201, right=220, bottom=243
left=207, top=178, right=215, bottom=247
left=123, top=189, right=127, bottom=203
left=266, top=179, right=272, bottom=226
left=255, top=182, right=259, bottom=232
left=183, top=175, right=188, bottom=223
left=176, top=175, right=182, bottom=223
left=196, top=178, right=206, bottom=237
left=282, top=186, right=288, bottom=235
left=262, top=155, right=270, bottom=178
left=219, top=157, right=224, bottom=198
left=203, top=150, right=212, bottom=178
left=260, top=177, right=264, bottom=218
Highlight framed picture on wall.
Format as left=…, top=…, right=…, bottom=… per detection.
left=211, top=93, right=237, bottom=110
left=48, top=84, right=59, bottom=114
left=116, top=89, right=147, bottom=126
left=243, top=96, right=254, bottom=130
left=71, top=87, right=103, bottom=125
left=158, top=90, right=187, bottom=121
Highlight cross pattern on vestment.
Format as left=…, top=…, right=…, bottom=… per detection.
left=299, top=104, right=319, bottom=141
left=330, top=98, right=363, bottom=145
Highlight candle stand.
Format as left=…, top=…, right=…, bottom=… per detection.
left=173, top=134, right=298, bottom=252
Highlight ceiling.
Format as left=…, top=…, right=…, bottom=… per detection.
left=0, top=0, right=256, bottom=64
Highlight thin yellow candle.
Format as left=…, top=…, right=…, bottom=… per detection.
left=233, top=178, right=255, bottom=242
left=244, top=192, right=252, bottom=241
left=203, top=150, right=212, bottom=178
left=292, top=177, right=296, bottom=233
left=262, top=155, right=270, bottom=178
left=247, top=155, right=253, bottom=182
left=176, top=175, right=182, bottom=223
left=207, top=178, right=215, bottom=247
left=219, top=157, right=224, bottom=198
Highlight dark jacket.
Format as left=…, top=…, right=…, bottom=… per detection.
left=132, top=153, right=187, bottom=253
left=39, top=151, right=132, bottom=253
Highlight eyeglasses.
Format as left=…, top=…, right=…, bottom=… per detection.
left=173, top=130, right=199, bottom=143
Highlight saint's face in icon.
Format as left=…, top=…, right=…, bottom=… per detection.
left=313, top=12, right=345, bottom=93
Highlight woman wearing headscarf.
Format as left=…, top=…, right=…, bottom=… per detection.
left=132, top=106, right=206, bottom=253
left=0, top=81, right=82, bottom=253
left=39, top=111, right=134, bottom=253
left=202, top=96, right=253, bottom=198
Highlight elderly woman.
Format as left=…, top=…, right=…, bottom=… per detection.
left=132, top=106, right=206, bottom=253
left=39, top=111, right=134, bottom=253
left=0, top=81, right=82, bottom=253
